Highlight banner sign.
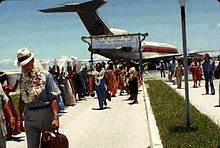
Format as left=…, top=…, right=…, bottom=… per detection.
left=91, top=34, right=140, bottom=51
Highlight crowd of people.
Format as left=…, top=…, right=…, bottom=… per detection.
left=0, top=48, right=141, bottom=148
left=47, top=57, right=141, bottom=109
left=164, top=53, right=220, bottom=96
left=2, top=48, right=219, bottom=148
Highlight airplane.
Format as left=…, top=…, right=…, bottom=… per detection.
left=39, top=0, right=219, bottom=65
left=38, top=0, right=180, bottom=60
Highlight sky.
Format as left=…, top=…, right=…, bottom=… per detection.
left=0, top=0, right=220, bottom=70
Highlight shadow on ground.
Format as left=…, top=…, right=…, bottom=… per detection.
left=91, top=107, right=111, bottom=110
left=168, top=125, right=198, bottom=133
left=7, top=136, right=26, bottom=142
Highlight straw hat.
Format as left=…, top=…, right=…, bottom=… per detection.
left=14, top=48, right=34, bottom=66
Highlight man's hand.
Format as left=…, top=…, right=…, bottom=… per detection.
left=52, top=114, right=59, bottom=130
left=50, top=97, right=59, bottom=130
left=9, top=117, right=15, bottom=130
left=17, top=119, right=24, bottom=132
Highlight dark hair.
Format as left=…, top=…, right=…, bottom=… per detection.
left=119, top=65, right=124, bottom=70
left=108, top=63, right=114, bottom=70
left=0, top=71, right=7, bottom=84
left=96, top=62, right=102, bottom=68
left=204, top=53, right=210, bottom=59
left=134, top=64, right=139, bottom=72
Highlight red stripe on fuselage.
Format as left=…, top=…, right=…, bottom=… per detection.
left=142, top=45, right=178, bottom=53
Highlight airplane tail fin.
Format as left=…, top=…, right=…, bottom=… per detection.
left=39, top=0, right=112, bottom=35
left=39, top=0, right=107, bottom=13
left=74, top=0, right=107, bottom=13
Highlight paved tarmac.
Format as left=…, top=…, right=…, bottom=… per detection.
left=7, top=89, right=150, bottom=148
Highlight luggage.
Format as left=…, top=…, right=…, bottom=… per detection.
left=40, top=130, right=69, bottom=148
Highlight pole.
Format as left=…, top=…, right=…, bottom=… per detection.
left=138, top=34, right=143, bottom=81
left=219, top=80, right=220, bottom=105
left=139, top=33, right=148, bottom=81
left=180, top=5, right=190, bottom=129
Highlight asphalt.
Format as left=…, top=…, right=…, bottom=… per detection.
left=7, top=88, right=151, bottom=148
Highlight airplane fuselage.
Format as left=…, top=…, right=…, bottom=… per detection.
left=94, top=40, right=178, bottom=60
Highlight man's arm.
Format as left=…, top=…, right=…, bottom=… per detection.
left=10, top=79, right=19, bottom=92
left=17, top=99, right=25, bottom=132
left=46, top=72, right=60, bottom=129
left=50, top=97, right=59, bottom=130
left=18, top=99, right=25, bottom=120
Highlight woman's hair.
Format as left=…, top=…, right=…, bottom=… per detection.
left=95, top=62, right=102, bottom=68
left=108, top=63, right=114, bottom=70
left=0, top=71, right=7, bottom=84
left=132, top=63, right=139, bottom=72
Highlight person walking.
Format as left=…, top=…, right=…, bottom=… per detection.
left=190, top=57, right=200, bottom=88
left=93, top=63, right=107, bottom=109
left=14, top=48, right=59, bottom=148
left=160, top=60, right=166, bottom=77
left=0, top=83, right=15, bottom=148
left=169, top=57, right=177, bottom=84
left=202, top=53, right=215, bottom=95
left=128, top=62, right=139, bottom=104
left=118, top=65, right=128, bottom=95
left=106, top=63, right=118, bottom=97
left=175, top=59, right=184, bottom=89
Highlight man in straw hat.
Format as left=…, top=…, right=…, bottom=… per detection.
left=15, top=48, right=60, bottom=148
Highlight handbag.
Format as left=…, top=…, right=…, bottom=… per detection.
left=106, top=91, right=111, bottom=101
left=40, top=130, right=69, bottom=148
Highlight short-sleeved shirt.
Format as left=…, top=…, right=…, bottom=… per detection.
left=202, top=60, right=215, bottom=74
left=0, top=83, right=8, bottom=136
left=22, top=71, right=60, bottom=109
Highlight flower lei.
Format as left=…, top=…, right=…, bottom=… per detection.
left=20, top=62, right=46, bottom=103
left=93, top=68, right=105, bottom=86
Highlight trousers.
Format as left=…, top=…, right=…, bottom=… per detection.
left=24, top=107, right=53, bottom=148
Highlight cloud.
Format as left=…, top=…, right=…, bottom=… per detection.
left=216, top=23, right=220, bottom=29
left=0, top=59, right=13, bottom=64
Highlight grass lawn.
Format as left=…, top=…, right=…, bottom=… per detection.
left=146, top=80, right=220, bottom=147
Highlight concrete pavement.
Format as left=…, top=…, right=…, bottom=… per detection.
left=7, top=88, right=151, bottom=148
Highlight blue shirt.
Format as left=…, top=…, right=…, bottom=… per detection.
left=202, top=60, right=215, bottom=74
left=169, top=60, right=177, bottom=71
